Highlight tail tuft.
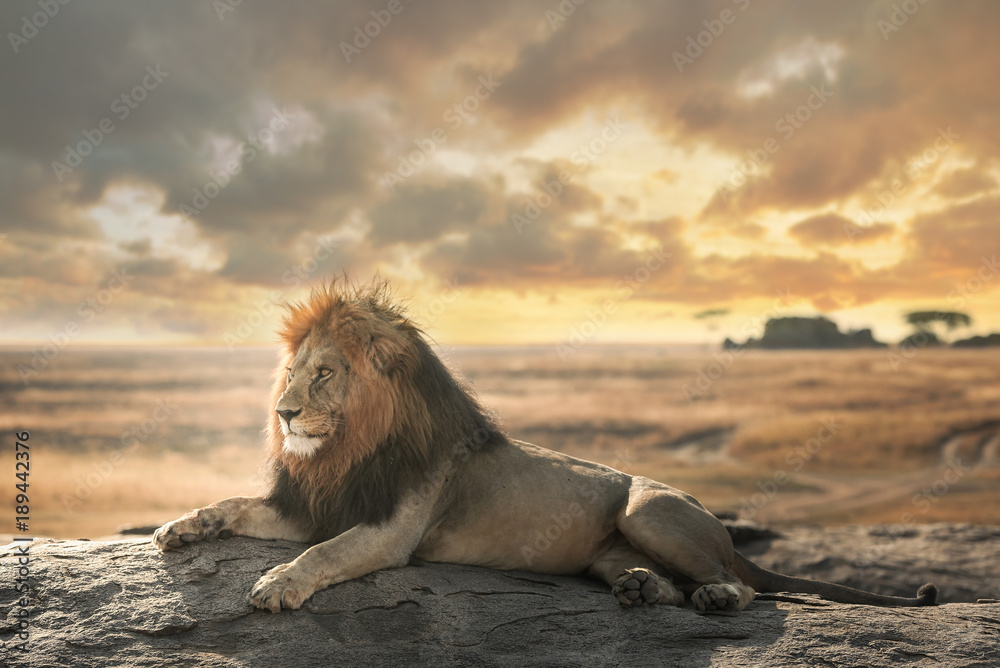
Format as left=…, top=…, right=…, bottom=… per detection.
left=917, top=583, right=938, bottom=606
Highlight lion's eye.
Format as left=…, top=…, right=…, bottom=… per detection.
left=318, top=368, right=332, bottom=378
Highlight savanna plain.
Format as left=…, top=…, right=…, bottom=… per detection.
left=2, top=345, right=998, bottom=539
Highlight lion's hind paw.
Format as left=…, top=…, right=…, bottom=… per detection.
left=692, top=583, right=743, bottom=612
left=613, top=568, right=682, bottom=607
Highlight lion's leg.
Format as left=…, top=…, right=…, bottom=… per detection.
left=588, top=536, right=684, bottom=607
left=616, top=479, right=755, bottom=612
left=250, top=492, right=433, bottom=612
left=152, top=496, right=309, bottom=551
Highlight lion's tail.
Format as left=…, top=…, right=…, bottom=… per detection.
left=734, top=552, right=938, bottom=607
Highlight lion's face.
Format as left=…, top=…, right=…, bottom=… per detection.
left=275, top=329, right=351, bottom=458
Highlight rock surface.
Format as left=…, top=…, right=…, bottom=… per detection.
left=739, top=523, right=1000, bottom=604
left=2, top=531, right=999, bottom=667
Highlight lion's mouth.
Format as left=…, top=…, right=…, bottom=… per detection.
left=282, top=433, right=326, bottom=458
left=279, top=424, right=329, bottom=440
left=278, top=414, right=341, bottom=457
left=278, top=416, right=339, bottom=441
left=290, top=429, right=327, bottom=439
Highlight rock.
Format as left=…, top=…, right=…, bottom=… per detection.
left=720, top=518, right=783, bottom=545
left=728, top=317, right=888, bottom=350
left=3, top=532, right=999, bottom=666
left=115, top=524, right=160, bottom=536
left=952, top=333, right=1000, bottom=348
left=713, top=513, right=783, bottom=544
left=722, top=337, right=743, bottom=350
left=845, top=327, right=885, bottom=348
left=739, top=523, right=1000, bottom=605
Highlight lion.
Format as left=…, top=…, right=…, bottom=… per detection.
left=153, top=280, right=938, bottom=613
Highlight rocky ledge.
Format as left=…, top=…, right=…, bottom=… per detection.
left=2, top=526, right=999, bottom=667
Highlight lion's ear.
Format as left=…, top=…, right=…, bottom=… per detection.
left=368, top=333, right=413, bottom=376
left=338, top=317, right=414, bottom=377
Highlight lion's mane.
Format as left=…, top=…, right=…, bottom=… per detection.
left=263, top=279, right=505, bottom=543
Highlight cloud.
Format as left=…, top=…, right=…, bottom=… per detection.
left=789, top=213, right=894, bottom=246
left=904, top=196, right=1000, bottom=272
left=369, top=178, right=502, bottom=247
left=934, top=167, right=997, bottom=199
left=2, top=1, right=999, bottom=342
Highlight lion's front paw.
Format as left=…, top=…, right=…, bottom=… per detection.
left=152, top=507, right=230, bottom=551
left=692, top=583, right=743, bottom=612
left=612, top=568, right=684, bottom=607
left=250, top=563, right=316, bottom=613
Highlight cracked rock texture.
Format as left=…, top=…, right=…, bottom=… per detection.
left=2, top=529, right=1000, bottom=667
left=739, top=523, right=1000, bottom=604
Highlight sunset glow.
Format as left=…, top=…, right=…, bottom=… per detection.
left=1, top=1, right=998, bottom=348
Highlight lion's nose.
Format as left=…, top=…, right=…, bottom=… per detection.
left=276, top=408, right=302, bottom=425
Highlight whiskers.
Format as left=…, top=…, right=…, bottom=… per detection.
left=320, top=414, right=346, bottom=438
left=285, top=413, right=345, bottom=441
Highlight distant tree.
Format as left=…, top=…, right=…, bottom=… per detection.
left=693, top=308, right=730, bottom=348
left=694, top=308, right=730, bottom=330
left=903, top=310, right=972, bottom=344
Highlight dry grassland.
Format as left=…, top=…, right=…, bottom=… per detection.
left=2, top=345, right=998, bottom=538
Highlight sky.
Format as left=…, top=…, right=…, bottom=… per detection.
left=1, top=0, right=998, bottom=347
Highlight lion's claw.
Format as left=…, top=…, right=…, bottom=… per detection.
left=692, top=583, right=742, bottom=612
left=612, top=568, right=684, bottom=607
left=250, top=563, right=315, bottom=613
left=613, top=568, right=661, bottom=606
left=152, top=507, right=228, bottom=551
